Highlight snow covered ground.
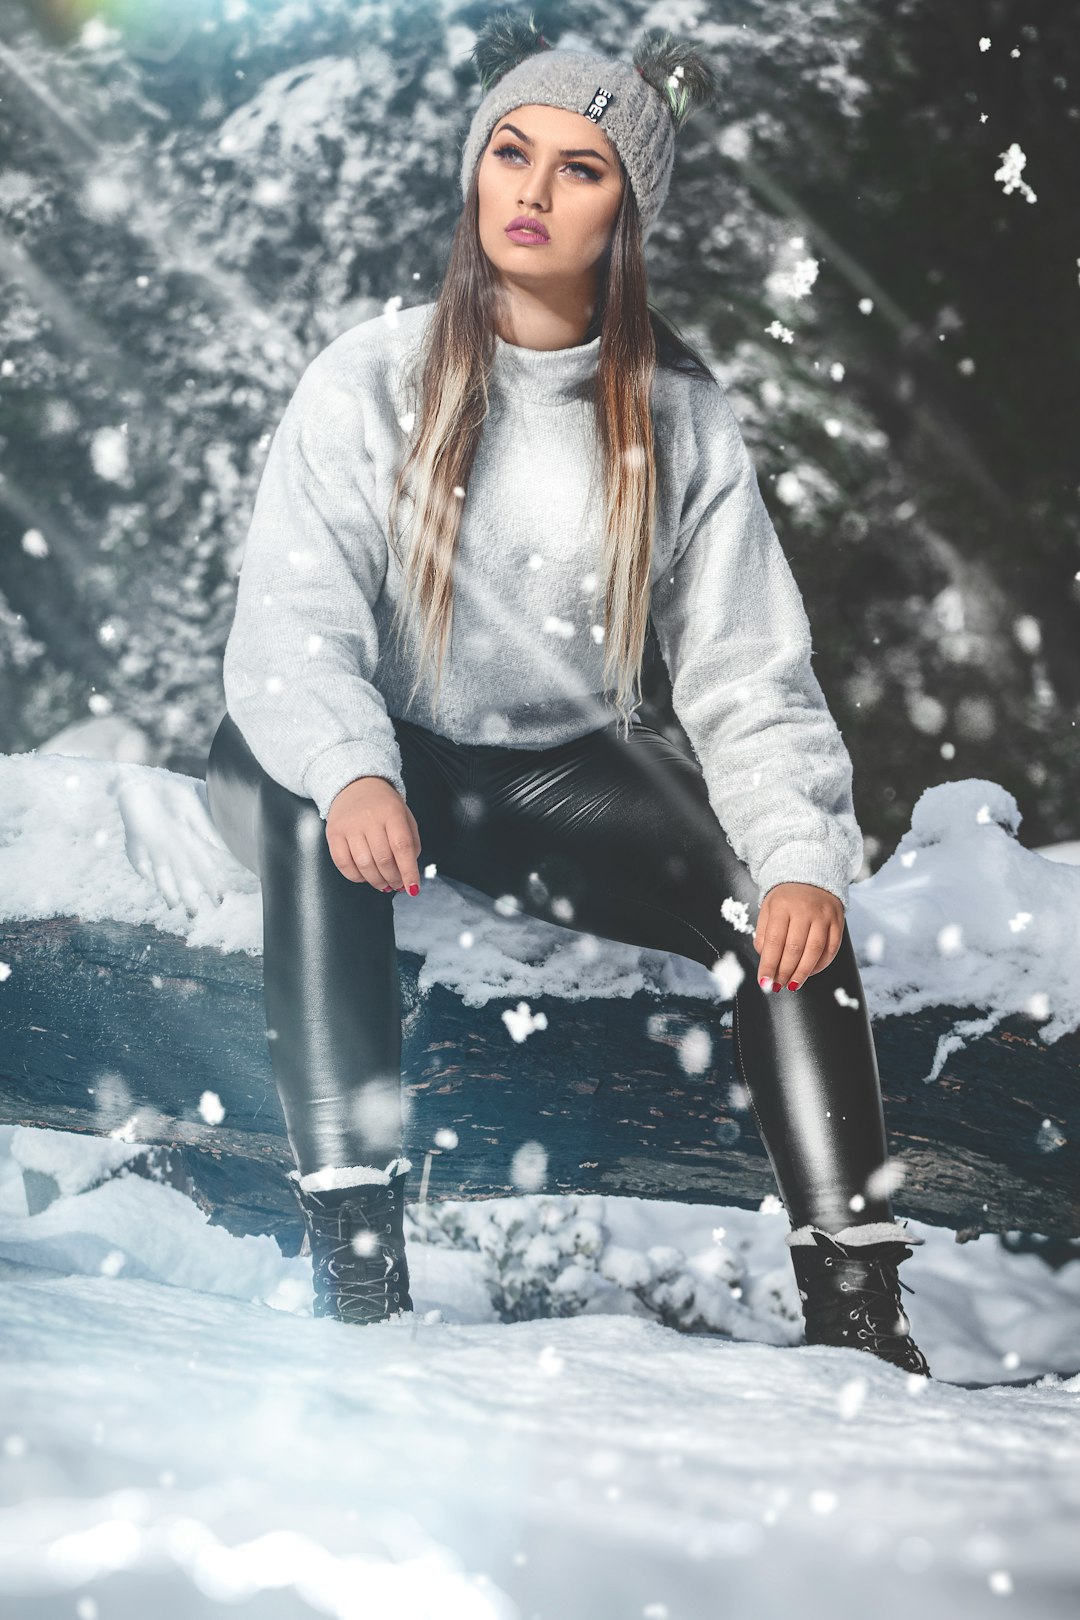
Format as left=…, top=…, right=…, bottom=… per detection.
left=0, top=1122, right=1078, bottom=1619
left=2, top=748, right=1079, bottom=1616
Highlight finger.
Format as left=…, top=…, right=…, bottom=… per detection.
left=185, top=794, right=228, bottom=849
left=806, top=919, right=845, bottom=978
left=354, top=833, right=405, bottom=892
left=365, top=834, right=407, bottom=892
left=152, top=858, right=181, bottom=909
left=125, top=833, right=153, bottom=881
left=387, top=816, right=422, bottom=895
left=785, top=921, right=832, bottom=989
left=773, top=917, right=814, bottom=991
left=756, top=908, right=791, bottom=989
left=326, top=828, right=366, bottom=883
left=178, top=870, right=208, bottom=916
left=194, top=817, right=230, bottom=856
left=177, top=850, right=220, bottom=911
left=189, top=846, right=226, bottom=903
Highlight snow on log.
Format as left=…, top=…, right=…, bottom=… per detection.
left=1, top=752, right=1077, bottom=1247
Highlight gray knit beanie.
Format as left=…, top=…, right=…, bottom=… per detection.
left=459, top=10, right=718, bottom=241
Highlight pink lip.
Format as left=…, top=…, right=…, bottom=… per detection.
left=505, top=218, right=550, bottom=243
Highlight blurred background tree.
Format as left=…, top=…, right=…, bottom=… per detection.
left=0, top=0, right=1076, bottom=876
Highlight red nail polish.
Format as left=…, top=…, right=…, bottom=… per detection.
left=772, top=982, right=781, bottom=992
left=787, top=981, right=800, bottom=991
left=408, top=883, right=419, bottom=896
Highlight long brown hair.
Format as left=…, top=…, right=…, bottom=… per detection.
left=385, top=146, right=715, bottom=736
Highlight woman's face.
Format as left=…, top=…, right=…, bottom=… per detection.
left=476, top=103, right=624, bottom=288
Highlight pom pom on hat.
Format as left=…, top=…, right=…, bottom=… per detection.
left=471, top=8, right=553, bottom=93
left=459, top=9, right=718, bottom=238
left=632, top=26, right=718, bottom=132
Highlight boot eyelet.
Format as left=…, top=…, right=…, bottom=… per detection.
left=849, top=1309, right=859, bottom=1320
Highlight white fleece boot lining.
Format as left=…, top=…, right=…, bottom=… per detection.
left=786, top=1219, right=924, bottom=1248
left=288, top=1156, right=412, bottom=1193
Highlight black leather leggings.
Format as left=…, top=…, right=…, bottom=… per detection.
left=205, top=709, right=897, bottom=1232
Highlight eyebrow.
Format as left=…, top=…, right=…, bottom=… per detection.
left=493, top=121, right=611, bottom=165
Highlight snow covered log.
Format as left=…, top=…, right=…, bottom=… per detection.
left=1, top=909, right=1076, bottom=1252
left=1, top=751, right=1077, bottom=1252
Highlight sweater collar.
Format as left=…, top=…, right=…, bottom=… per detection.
left=490, top=327, right=601, bottom=408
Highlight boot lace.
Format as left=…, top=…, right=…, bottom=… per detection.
left=301, top=1181, right=410, bottom=1322
left=811, top=1242, right=931, bottom=1376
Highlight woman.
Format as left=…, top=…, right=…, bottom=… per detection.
left=206, top=12, right=930, bottom=1375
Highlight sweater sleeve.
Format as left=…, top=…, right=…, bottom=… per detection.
left=649, top=382, right=864, bottom=909
left=222, top=351, right=407, bottom=819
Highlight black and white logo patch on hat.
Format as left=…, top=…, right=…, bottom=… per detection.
left=584, top=86, right=613, bottom=123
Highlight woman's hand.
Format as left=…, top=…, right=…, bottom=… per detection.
left=120, top=776, right=238, bottom=917
left=752, top=881, right=843, bottom=992
left=326, top=776, right=423, bottom=894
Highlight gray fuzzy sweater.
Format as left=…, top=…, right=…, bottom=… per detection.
left=222, top=301, right=863, bottom=907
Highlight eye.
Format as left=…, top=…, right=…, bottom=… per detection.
left=492, top=142, right=601, bottom=182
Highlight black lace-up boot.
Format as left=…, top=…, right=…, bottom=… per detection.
left=787, top=1220, right=932, bottom=1377
left=288, top=1163, right=413, bottom=1326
